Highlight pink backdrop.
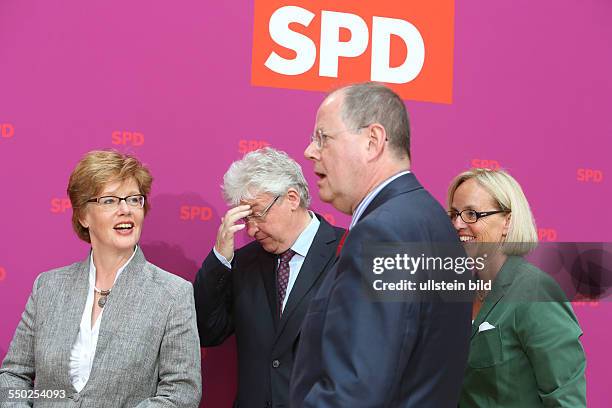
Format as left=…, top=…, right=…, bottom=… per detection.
left=1, top=1, right=610, bottom=406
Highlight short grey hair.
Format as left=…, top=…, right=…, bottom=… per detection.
left=447, top=168, right=538, bottom=256
left=335, top=82, right=411, bottom=160
left=222, top=147, right=311, bottom=207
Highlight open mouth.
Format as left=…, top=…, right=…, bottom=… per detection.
left=114, top=222, right=134, bottom=231
left=459, top=235, right=475, bottom=242
left=315, top=171, right=326, bottom=180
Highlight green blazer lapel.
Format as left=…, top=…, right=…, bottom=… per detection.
left=471, top=256, right=521, bottom=339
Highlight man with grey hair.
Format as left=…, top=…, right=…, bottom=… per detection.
left=193, top=147, right=345, bottom=408
left=290, top=83, right=472, bottom=407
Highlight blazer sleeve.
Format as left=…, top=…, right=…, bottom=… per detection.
left=301, top=219, right=421, bottom=407
left=517, top=277, right=587, bottom=407
left=134, top=281, right=202, bottom=408
left=0, top=276, right=39, bottom=407
left=192, top=249, right=235, bottom=346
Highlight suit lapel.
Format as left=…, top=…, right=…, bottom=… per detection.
left=89, top=247, right=147, bottom=379
left=471, top=284, right=505, bottom=339
left=258, top=250, right=279, bottom=330
left=471, top=256, right=521, bottom=339
left=57, top=256, right=90, bottom=390
left=274, top=218, right=338, bottom=342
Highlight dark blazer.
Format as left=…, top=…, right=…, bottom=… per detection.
left=193, top=214, right=344, bottom=408
left=0, top=247, right=202, bottom=408
left=461, top=256, right=586, bottom=407
left=290, top=173, right=472, bottom=407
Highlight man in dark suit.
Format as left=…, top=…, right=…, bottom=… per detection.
left=290, top=83, right=472, bottom=407
left=193, top=147, right=344, bottom=408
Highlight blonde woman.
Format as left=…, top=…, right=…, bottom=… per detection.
left=448, top=168, right=586, bottom=407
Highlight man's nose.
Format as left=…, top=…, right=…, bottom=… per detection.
left=304, top=141, right=320, bottom=161
left=246, top=222, right=258, bottom=237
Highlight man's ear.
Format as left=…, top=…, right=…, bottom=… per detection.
left=366, top=123, right=387, bottom=160
left=285, top=188, right=302, bottom=210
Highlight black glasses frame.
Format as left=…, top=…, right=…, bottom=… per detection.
left=448, top=209, right=509, bottom=224
left=87, top=194, right=146, bottom=209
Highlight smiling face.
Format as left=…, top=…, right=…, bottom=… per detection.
left=79, top=178, right=144, bottom=257
left=304, top=93, right=368, bottom=214
left=450, top=178, right=510, bottom=246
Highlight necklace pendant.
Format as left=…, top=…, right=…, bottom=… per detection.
left=98, top=296, right=108, bottom=308
left=94, top=286, right=111, bottom=308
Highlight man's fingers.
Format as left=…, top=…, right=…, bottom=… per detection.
left=219, top=222, right=246, bottom=240
left=226, top=204, right=251, bottom=217
left=218, top=205, right=251, bottom=249
left=228, top=224, right=246, bottom=234
left=224, top=207, right=252, bottom=225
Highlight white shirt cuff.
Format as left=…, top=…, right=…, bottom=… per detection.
left=213, top=247, right=233, bottom=269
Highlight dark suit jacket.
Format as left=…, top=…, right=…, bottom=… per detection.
left=290, top=173, right=472, bottom=407
left=193, top=214, right=344, bottom=408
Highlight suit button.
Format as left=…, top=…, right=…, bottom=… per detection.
left=272, top=359, right=280, bottom=368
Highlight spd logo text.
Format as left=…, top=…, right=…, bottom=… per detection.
left=252, top=0, right=455, bottom=103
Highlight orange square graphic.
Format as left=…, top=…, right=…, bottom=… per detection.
left=252, top=0, right=455, bottom=103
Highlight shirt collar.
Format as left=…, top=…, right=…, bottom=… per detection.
left=290, top=211, right=320, bottom=258
left=350, top=171, right=410, bottom=230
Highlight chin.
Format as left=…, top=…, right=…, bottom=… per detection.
left=462, top=242, right=479, bottom=258
left=114, top=237, right=140, bottom=251
left=317, top=186, right=332, bottom=201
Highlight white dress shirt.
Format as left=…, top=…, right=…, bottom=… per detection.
left=214, top=211, right=321, bottom=312
left=68, top=247, right=137, bottom=392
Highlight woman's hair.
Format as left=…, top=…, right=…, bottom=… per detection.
left=447, top=168, right=538, bottom=255
left=67, top=150, right=153, bottom=243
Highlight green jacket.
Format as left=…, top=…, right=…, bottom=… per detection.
left=460, top=256, right=586, bottom=407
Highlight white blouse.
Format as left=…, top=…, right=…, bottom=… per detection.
left=68, top=248, right=136, bottom=392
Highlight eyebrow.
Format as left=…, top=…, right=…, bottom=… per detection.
left=98, top=190, right=141, bottom=196
left=450, top=206, right=476, bottom=211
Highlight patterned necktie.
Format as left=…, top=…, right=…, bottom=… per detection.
left=277, top=249, right=296, bottom=316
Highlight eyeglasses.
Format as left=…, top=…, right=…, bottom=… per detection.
left=448, top=209, right=510, bottom=224
left=87, top=195, right=146, bottom=211
left=243, top=195, right=280, bottom=223
left=310, top=125, right=369, bottom=150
